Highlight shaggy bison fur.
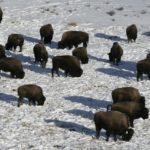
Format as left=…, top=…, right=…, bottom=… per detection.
left=112, top=87, right=145, bottom=105
left=33, top=43, right=48, bottom=68
left=72, top=47, right=89, bottom=64
left=52, top=55, right=83, bottom=77
left=107, top=102, right=149, bottom=127
left=0, top=7, right=3, bottom=23
left=0, top=57, right=25, bottom=79
left=0, top=44, right=6, bottom=58
left=126, top=24, right=137, bottom=43
left=94, top=111, right=134, bottom=141
left=17, top=84, right=46, bottom=107
left=40, top=24, right=54, bottom=44
left=5, top=34, right=24, bottom=52
left=58, top=31, right=89, bottom=49
left=108, top=42, right=123, bottom=65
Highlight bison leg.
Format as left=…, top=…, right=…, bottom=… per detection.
left=14, top=46, right=17, bottom=52
left=137, top=72, right=143, bottom=81
left=130, top=118, right=134, bottom=127
left=113, top=134, right=117, bottom=141
left=29, top=99, right=32, bottom=106
left=95, top=126, right=101, bottom=139
left=19, top=45, right=22, bottom=52
left=106, top=131, right=111, bottom=141
left=148, top=74, right=150, bottom=80
left=65, top=70, right=68, bottom=77
left=83, top=41, right=87, bottom=48
left=116, top=58, right=121, bottom=66
left=18, top=97, right=23, bottom=107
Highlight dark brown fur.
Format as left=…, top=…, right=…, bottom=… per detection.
left=52, top=55, right=83, bottom=77
left=94, top=111, right=134, bottom=141
left=58, top=31, right=89, bottom=49
left=108, top=42, right=123, bottom=65
left=0, top=44, right=6, bottom=58
left=33, top=43, right=48, bottom=68
left=0, top=57, right=25, bottom=79
left=0, top=7, right=3, bottom=23
left=5, top=34, right=24, bottom=52
left=126, top=24, right=137, bottom=43
left=40, top=24, right=54, bottom=44
left=72, top=47, right=89, bottom=64
left=17, top=84, right=46, bottom=107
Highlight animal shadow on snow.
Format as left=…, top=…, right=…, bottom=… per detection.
left=0, top=93, right=17, bottom=104
left=95, top=33, right=127, bottom=42
left=142, top=31, right=150, bottom=37
left=64, top=96, right=111, bottom=109
left=45, top=119, right=97, bottom=136
left=23, top=34, right=40, bottom=43
left=47, top=41, right=58, bottom=49
left=88, top=54, right=108, bottom=63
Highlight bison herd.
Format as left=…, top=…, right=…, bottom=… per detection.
left=0, top=7, right=149, bottom=143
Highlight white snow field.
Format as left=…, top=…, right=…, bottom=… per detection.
left=0, top=0, right=150, bottom=149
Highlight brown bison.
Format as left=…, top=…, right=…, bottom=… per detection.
left=94, top=111, right=134, bottom=141
left=0, top=44, right=6, bottom=58
left=33, top=43, right=48, bottom=68
left=52, top=55, right=83, bottom=77
left=0, top=57, right=25, bottom=78
left=0, top=7, right=3, bottom=23
left=126, top=24, right=137, bottom=43
left=5, top=34, right=24, bottom=52
left=136, top=58, right=150, bottom=81
left=107, top=102, right=149, bottom=127
left=108, top=42, right=123, bottom=65
left=17, top=84, right=46, bottom=107
left=112, top=87, right=145, bottom=105
left=72, top=47, right=89, bottom=64
left=58, top=31, right=89, bottom=49
left=40, top=24, right=54, bottom=44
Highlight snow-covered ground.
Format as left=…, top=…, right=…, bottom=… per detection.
left=0, top=0, right=150, bottom=149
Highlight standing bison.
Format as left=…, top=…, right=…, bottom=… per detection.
left=72, top=47, right=89, bottom=64
left=0, top=7, right=3, bottom=23
left=94, top=111, right=134, bottom=141
left=112, top=87, right=145, bottom=105
left=136, top=58, right=150, bottom=81
left=5, top=34, right=24, bottom=52
left=58, top=31, right=89, bottom=49
left=108, top=42, right=123, bottom=65
left=33, top=43, right=48, bottom=68
left=40, top=24, right=54, bottom=44
left=126, top=24, right=137, bottom=43
left=52, top=55, right=83, bottom=77
left=0, top=57, right=25, bottom=78
left=17, top=84, right=46, bottom=107
left=0, top=44, right=6, bottom=58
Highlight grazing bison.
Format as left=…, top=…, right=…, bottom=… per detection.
left=94, top=111, right=134, bottom=141
left=5, top=34, right=24, bottom=52
left=72, top=47, right=89, bottom=64
left=0, top=57, right=25, bottom=78
left=112, top=87, right=145, bottom=105
left=17, top=84, right=46, bottom=107
left=0, top=44, right=6, bottom=58
left=136, top=58, right=150, bottom=81
left=107, top=102, right=149, bottom=127
left=126, top=24, right=137, bottom=43
left=0, top=7, right=3, bottom=23
left=58, top=31, right=89, bottom=49
left=33, top=43, right=48, bottom=68
left=40, top=24, right=54, bottom=44
left=52, top=55, right=83, bottom=77
left=108, top=42, right=123, bottom=65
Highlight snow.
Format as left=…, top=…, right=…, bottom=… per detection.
left=0, top=0, right=150, bottom=149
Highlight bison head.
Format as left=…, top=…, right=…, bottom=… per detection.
left=122, top=128, right=134, bottom=141
left=108, top=52, right=113, bottom=62
left=5, top=43, right=11, bottom=50
left=81, top=57, right=89, bottom=64
left=58, top=41, right=66, bottom=49
left=70, top=68, right=83, bottom=77
left=141, top=108, right=149, bottom=119
left=37, top=96, right=46, bottom=105
left=40, top=59, right=48, bottom=68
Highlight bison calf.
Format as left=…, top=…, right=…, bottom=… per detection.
left=94, top=111, right=134, bottom=141
left=5, top=34, right=24, bottom=52
left=17, top=84, right=46, bottom=107
left=58, top=31, right=89, bottom=49
left=40, top=24, right=54, bottom=44
left=126, top=24, right=137, bottom=43
left=52, top=55, right=83, bottom=77
left=0, top=57, right=25, bottom=79
left=108, top=42, right=123, bottom=65
left=33, top=43, right=48, bottom=68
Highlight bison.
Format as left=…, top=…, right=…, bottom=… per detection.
left=0, top=44, right=6, bottom=58
left=108, top=42, right=123, bottom=65
left=0, top=7, right=3, bottom=23
left=72, top=47, right=89, bottom=64
left=94, top=111, right=134, bottom=141
left=136, top=58, right=150, bottom=81
left=126, top=24, right=137, bottom=43
left=33, top=43, right=48, bottom=68
left=40, top=24, right=54, bottom=44
left=112, top=87, right=145, bottom=105
left=52, top=55, right=83, bottom=77
left=5, top=34, right=24, bottom=52
left=17, top=84, right=46, bottom=107
left=0, top=57, right=25, bottom=79
left=107, top=102, right=149, bottom=127
left=58, top=31, right=89, bottom=49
